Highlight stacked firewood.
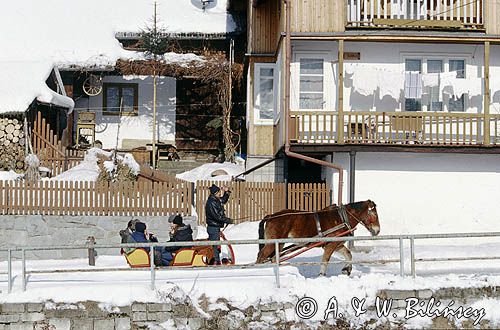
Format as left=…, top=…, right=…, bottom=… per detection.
left=0, top=118, right=26, bottom=171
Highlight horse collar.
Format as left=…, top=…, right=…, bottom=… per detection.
left=314, top=213, right=323, bottom=237
left=339, top=205, right=352, bottom=230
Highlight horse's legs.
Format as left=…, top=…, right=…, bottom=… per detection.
left=256, top=244, right=275, bottom=263
left=319, top=243, right=338, bottom=277
left=256, top=243, right=286, bottom=263
left=336, top=245, right=353, bottom=276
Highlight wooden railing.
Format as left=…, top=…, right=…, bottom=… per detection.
left=0, top=180, right=192, bottom=216
left=290, top=111, right=500, bottom=146
left=196, top=181, right=331, bottom=225
left=346, top=0, right=483, bottom=29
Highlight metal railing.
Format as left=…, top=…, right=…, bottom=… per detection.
left=2, top=231, right=500, bottom=293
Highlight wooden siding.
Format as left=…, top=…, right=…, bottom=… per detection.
left=485, top=0, right=500, bottom=34
left=290, top=0, right=345, bottom=33
left=248, top=0, right=282, bottom=54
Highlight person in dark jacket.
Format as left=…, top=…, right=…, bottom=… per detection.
left=205, top=184, right=233, bottom=265
left=119, top=219, right=140, bottom=254
left=130, top=222, right=173, bottom=266
left=165, top=214, right=194, bottom=253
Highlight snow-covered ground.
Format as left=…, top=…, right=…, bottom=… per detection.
left=0, top=222, right=499, bottom=326
left=0, top=170, right=23, bottom=181
left=176, top=162, right=245, bottom=182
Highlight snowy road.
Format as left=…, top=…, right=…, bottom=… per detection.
left=0, top=221, right=499, bottom=326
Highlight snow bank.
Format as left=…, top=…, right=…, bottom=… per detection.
left=0, top=170, right=23, bottom=181
left=51, top=148, right=139, bottom=181
left=176, top=162, right=245, bottom=182
left=0, top=0, right=234, bottom=113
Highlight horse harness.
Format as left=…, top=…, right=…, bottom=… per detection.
left=314, top=204, right=352, bottom=238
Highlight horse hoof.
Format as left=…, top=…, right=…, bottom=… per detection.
left=318, top=272, right=326, bottom=277
left=341, top=267, right=352, bottom=276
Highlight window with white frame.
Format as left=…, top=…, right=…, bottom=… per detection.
left=404, top=59, right=422, bottom=112
left=448, top=59, right=465, bottom=112
left=299, top=58, right=325, bottom=109
left=427, top=59, right=443, bottom=112
left=404, top=56, right=467, bottom=112
left=254, top=64, right=276, bottom=124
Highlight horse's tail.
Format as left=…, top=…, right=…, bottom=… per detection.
left=258, top=217, right=267, bottom=251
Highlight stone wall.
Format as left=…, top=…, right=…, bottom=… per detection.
left=0, top=300, right=306, bottom=330
left=0, top=215, right=198, bottom=260
left=0, top=286, right=498, bottom=329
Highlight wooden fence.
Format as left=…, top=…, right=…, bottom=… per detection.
left=0, top=180, right=192, bottom=216
left=287, top=183, right=332, bottom=212
left=196, top=181, right=331, bottom=225
left=32, top=112, right=84, bottom=176
left=0, top=179, right=331, bottom=220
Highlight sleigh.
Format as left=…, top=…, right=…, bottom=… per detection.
left=123, top=233, right=235, bottom=268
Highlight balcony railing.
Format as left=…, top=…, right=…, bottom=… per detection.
left=346, top=0, right=483, bottom=29
left=290, top=111, right=500, bottom=146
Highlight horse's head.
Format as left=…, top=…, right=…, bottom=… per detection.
left=361, top=200, right=380, bottom=236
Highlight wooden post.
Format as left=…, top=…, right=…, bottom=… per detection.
left=484, top=41, right=490, bottom=145
left=337, top=40, right=345, bottom=144
left=87, top=236, right=96, bottom=266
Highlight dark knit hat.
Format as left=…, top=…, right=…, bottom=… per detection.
left=209, top=184, right=220, bottom=195
left=173, top=215, right=183, bottom=226
left=135, top=222, right=146, bottom=233
left=168, top=214, right=183, bottom=226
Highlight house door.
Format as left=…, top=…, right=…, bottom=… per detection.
left=175, top=79, right=220, bottom=151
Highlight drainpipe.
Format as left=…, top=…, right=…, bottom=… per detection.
left=283, top=0, right=344, bottom=205
left=348, top=151, right=356, bottom=249
left=349, top=151, right=356, bottom=204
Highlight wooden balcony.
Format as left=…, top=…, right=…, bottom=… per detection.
left=346, top=0, right=484, bottom=30
left=290, top=111, right=500, bottom=147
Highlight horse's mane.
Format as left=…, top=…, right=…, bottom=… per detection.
left=349, top=201, right=366, bottom=211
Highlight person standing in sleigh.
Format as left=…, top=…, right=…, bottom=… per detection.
left=205, top=184, right=233, bottom=265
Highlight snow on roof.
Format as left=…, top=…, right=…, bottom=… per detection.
left=0, top=0, right=235, bottom=113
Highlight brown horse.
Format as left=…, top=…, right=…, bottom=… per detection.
left=256, top=200, right=380, bottom=276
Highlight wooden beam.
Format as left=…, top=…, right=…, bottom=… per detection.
left=290, top=143, right=500, bottom=155
left=372, top=19, right=463, bottom=29
left=291, top=35, right=500, bottom=44
left=337, top=40, right=344, bottom=144
left=484, top=41, right=491, bottom=145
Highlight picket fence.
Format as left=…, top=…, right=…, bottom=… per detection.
left=195, top=181, right=331, bottom=224
left=0, top=179, right=331, bottom=220
left=0, top=180, right=192, bottom=216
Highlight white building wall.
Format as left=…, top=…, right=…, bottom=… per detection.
left=326, top=152, right=500, bottom=236
left=290, top=41, right=500, bottom=114
left=75, top=75, right=176, bottom=149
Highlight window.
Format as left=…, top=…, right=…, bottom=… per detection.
left=404, top=59, right=422, bottom=111
left=254, top=64, right=276, bottom=124
left=448, top=59, right=465, bottom=112
left=299, top=58, right=324, bottom=109
left=404, top=57, right=468, bottom=112
left=103, top=83, right=138, bottom=115
left=427, top=59, right=443, bottom=111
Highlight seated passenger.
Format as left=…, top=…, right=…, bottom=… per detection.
left=130, top=222, right=173, bottom=266
left=119, top=219, right=139, bottom=254
left=165, top=215, right=194, bottom=254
